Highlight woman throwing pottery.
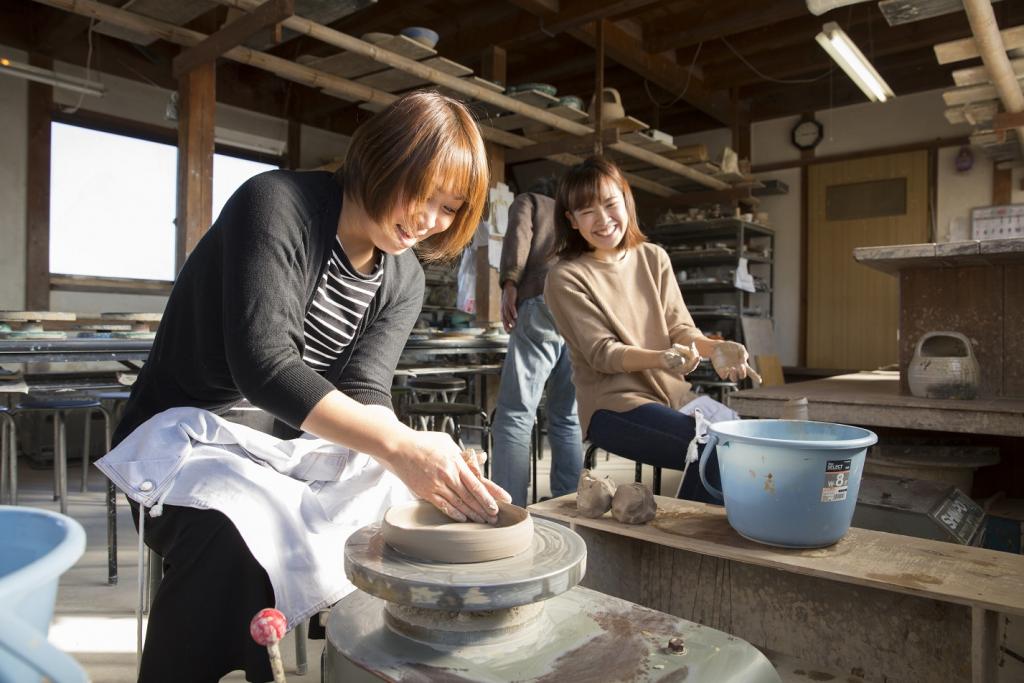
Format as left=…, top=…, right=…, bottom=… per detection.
left=103, top=91, right=509, bottom=682
left=545, top=156, right=758, bottom=502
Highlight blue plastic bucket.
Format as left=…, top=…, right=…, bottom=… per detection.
left=699, top=420, right=877, bottom=548
left=0, top=506, right=88, bottom=683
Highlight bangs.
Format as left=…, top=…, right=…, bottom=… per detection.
left=561, top=166, right=605, bottom=215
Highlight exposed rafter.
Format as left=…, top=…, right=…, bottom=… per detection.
left=644, top=0, right=809, bottom=54
left=507, top=0, right=732, bottom=125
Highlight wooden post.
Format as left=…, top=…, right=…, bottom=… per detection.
left=594, top=19, right=604, bottom=157
left=476, top=46, right=506, bottom=327
left=175, top=61, right=216, bottom=270
left=730, top=89, right=751, bottom=162
left=287, top=119, right=302, bottom=169
left=25, top=53, right=53, bottom=310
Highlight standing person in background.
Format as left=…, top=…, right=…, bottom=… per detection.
left=545, top=157, right=757, bottom=502
left=491, top=178, right=583, bottom=507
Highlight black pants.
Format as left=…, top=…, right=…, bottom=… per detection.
left=588, top=402, right=723, bottom=504
left=129, top=499, right=275, bottom=683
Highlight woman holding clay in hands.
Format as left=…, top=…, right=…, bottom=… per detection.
left=545, top=156, right=759, bottom=503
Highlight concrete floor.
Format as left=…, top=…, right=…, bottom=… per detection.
left=17, top=443, right=668, bottom=682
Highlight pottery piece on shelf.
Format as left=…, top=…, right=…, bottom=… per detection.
left=361, top=32, right=393, bottom=44
left=399, top=27, right=439, bottom=48
left=576, top=469, right=616, bottom=518
left=611, top=482, right=656, bottom=524
left=587, top=87, right=625, bottom=125
left=506, top=83, right=557, bottom=97
left=557, top=95, right=584, bottom=111
left=382, top=500, right=533, bottom=563
left=907, top=331, right=980, bottom=400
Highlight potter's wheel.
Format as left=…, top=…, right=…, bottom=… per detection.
left=326, top=519, right=783, bottom=682
left=344, top=518, right=585, bottom=611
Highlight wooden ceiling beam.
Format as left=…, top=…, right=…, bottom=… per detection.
left=540, top=0, right=667, bottom=36
left=706, top=12, right=981, bottom=89
left=173, top=0, right=294, bottom=78
left=645, top=0, right=809, bottom=53
left=507, top=0, right=732, bottom=125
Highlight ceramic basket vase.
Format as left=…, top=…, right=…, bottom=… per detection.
left=907, top=331, right=980, bottom=400
left=587, top=88, right=625, bottom=125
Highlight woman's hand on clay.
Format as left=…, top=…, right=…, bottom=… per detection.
left=392, top=431, right=508, bottom=523
left=461, top=448, right=512, bottom=507
left=660, top=342, right=701, bottom=375
left=709, top=341, right=762, bottom=383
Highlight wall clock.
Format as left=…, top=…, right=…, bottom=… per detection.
left=791, top=118, right=824, bottom=150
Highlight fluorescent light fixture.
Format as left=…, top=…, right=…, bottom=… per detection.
left=815, top=22, right=894, bottom=103
left=0, top=57, right=105, bottom=97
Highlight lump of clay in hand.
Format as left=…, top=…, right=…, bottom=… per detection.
left=576, top=469, right=616, bottom=518
left=611, top=483, right=657, bottom=524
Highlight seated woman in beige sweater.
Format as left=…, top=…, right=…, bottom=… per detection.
left=544, top=156, right=757, bottom=501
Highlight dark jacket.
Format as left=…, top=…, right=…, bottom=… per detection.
left=498, top=193, right=558, bottom=303
left=114, top=170, right=424, bottom=444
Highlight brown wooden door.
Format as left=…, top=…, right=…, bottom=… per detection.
left=806, top=150, right=929, bottom=369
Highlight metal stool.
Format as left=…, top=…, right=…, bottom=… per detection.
left=0, top=407, right=16, bottom=504
left=584, top=443, right=662, bottom=495
left=404, top=402, right=492, bottom=475
left=13, top=395, right=111, bottom=513
left=406, top=376, right=468, bottom=434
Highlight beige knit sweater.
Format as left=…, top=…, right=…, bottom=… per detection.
left=544, top=242, right=702, bottom=435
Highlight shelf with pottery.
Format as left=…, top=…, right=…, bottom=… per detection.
left=529, top=493, right=1024, bottom=683
left=854, top=237, right=1024, bottom=401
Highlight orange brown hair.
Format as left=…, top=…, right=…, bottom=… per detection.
left=340, top=91, right=489, bottom=261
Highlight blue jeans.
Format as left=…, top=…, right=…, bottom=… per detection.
left=588, top=402, right=722, bottom=504
left=491, top=296, right=583, bottom=507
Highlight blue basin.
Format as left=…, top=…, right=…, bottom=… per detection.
left=700, top=420, right=877, bottom=548
left=0, top=506, right=87, bottom=683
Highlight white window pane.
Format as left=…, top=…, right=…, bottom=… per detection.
left=50, top=123, right=278, bottom=281
left=50, top=123, right=177, bottom=280
left=212, top=155, right=277, bottom=223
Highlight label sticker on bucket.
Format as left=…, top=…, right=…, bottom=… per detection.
left=821, top=459, right=851, bottom=503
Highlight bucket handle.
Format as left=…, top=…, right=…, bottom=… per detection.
left=0, top=611, right=88, bottom=682
left=698, top=433, right=724, bottom=500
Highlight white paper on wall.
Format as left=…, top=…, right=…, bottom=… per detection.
left=488, top=183, right=514, bottom=236
left=734, top=257, right=756, bottom=293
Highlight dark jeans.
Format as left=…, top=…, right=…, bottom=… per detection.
left=129, top=499, right=276, bottom=683
left=588, top=402, right=722, bottom=504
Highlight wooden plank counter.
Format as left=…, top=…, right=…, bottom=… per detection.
left=729, top=371, right=1024, bottom=437
left=530, top=494, right=1024, bottom=682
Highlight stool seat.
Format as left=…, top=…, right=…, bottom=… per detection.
left=95, top=390, right=132, bottom=401
left=16, top=397, right=101, bottom=411
left=407, top=377, right=467, bottom=393
left=405, top=402, right=485, bottom=418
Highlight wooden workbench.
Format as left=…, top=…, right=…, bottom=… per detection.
left=530, top=495, right=1024, bottom=682
left=729, top=371, right=1024, bottom=437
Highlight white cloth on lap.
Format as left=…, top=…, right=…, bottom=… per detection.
left=96, top=407, right=413, bottom=628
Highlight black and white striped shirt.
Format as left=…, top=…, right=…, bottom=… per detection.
left=302, top=236, right=383, bottom=373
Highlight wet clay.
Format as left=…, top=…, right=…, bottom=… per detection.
left=576, top=469, right=617, bottom=518
left=611, top=483, right=657, bottom=524
left=382, top=500, right=533, bottom=563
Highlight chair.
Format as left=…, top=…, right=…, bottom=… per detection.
left=405, top=376, right=468, bottom=433
left=584, top=443, right=663, bottom=496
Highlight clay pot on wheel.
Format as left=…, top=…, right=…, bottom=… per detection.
left=907, top=331, right=979, bottom=400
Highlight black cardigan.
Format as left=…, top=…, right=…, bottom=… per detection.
left=114, top=170, right=424, bottom=444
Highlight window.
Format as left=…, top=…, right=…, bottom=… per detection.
left=49, top=122, right=277, bottom=281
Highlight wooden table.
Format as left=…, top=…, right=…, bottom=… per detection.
left=530, top=495, right=1024, bottom=682
left=729, top=371, right=1024, bottom=437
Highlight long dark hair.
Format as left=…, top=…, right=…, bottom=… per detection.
left=553, top=156, right=645, bottom=260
